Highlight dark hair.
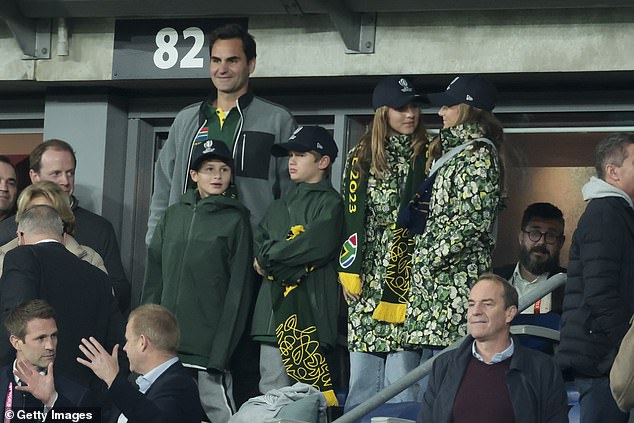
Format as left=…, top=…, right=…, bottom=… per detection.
left=209, top=23, right=256, bottom=61
left=129, top=304, right=180, bottom=354
left=474, top=273, right=518, bottom=309
left=595, top=133, right=634, bottom=180
left=521, top=202, right=565, bottom=231
left=29, top=139, right=77, bottom=173
left=0, top=156, right=17, bottom=174
left=4, top=299, right=55, bottom=340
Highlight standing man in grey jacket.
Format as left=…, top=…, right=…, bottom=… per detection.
left=146, top=23, right=296, bottom=242
left=145, top=23, right=296, bottom=416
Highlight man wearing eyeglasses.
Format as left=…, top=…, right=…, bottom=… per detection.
left=494, top=202, right=566, bottom=315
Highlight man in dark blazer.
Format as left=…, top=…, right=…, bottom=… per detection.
left=0, top=205, right=125, bottom=410
left=78, top=304, right=203, bottom=423
left=494, top=202, right=567, bottom=315
left=1, top=299, right=92, bottom=419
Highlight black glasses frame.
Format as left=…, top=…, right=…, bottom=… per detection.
left=522, top=229, right=562, bottom=244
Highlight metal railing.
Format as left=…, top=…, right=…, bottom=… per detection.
left=332, top=273, right=567, bottom=423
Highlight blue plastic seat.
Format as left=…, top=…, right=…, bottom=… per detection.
left=511, top=312, right=561, bottom=353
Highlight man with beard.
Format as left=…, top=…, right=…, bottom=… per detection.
left=494, top=202, right=566, bottom=315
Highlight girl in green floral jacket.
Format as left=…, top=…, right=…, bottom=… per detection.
left=413, top=74, right=504, bottom=350
left=338, top=76, right=430, bottom=410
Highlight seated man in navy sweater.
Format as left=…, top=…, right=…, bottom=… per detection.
left=418, top=273, right=568, bottom=423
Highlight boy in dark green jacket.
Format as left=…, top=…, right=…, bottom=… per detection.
left=142, top=140, right=252, bottom=423
left=252, top=126, right=343, bottom=406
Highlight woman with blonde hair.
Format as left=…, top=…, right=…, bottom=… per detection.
left=399, top=74, right=504, bottom=356
left=0, top=181, right=106, bottom=273
left=338, top=75, right=429, bottom=409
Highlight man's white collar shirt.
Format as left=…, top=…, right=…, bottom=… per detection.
left=472, top=338, right=515, bottom=365
left=510, top=263, right=552, bottom=314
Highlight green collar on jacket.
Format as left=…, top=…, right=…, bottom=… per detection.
left=181, top=186, right=247, bottom=213
left=440, top=122, right=486, bottom=150
left=293, top=178, right=335, bottom=193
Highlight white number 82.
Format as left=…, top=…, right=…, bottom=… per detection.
left=153, top=26, right=205, bottom=70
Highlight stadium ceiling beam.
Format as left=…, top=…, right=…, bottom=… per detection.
left=320, top=0, right=376, bottom=54
left=0, top=0, right=50, bottom=59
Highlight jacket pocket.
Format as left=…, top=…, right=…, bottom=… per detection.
left=235, top=131, right=275, bottom=179
left=581, top=305, right=602, bottom=335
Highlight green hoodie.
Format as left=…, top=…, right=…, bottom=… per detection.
left=143, top=188, right=253, bottom=371
left=251, top=179, right=343, bottom=348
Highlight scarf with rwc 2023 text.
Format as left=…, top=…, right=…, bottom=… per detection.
left=338, top=134, right=427, bottom=323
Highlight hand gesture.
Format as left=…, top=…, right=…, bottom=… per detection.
left=341, top=284, right=360, bottom=302
left=77, top=337, right=119, bottom=388
left=14, top=361, right=57, bottom=407
left=253, top=258, right=265, bottom=276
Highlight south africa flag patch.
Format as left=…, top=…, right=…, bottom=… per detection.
left=194, top=127, right=208, bottom=142
left=339, top=233, right=357, bottom=269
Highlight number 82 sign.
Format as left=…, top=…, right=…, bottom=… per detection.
left=113, top=18, right=248, bottom=79
left=153, top=27, right=205, bottom=70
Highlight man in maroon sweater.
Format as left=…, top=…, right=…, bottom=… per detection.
left=418, top=273, right=568, bottom=423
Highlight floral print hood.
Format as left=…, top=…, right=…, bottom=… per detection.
left=439, top=122, right=486, bottom=151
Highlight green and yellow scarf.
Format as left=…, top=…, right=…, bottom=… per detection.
left=338, top=135, right=427, bottom=323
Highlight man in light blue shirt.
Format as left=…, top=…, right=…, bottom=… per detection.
left=77, top=304, right=203, bottom=423
left=419, top=273, right=568, bottom=423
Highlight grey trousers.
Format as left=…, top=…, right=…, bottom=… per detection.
left=259, top=343, right=292, bottom=394
left=197, top=369, right=236, bottom=423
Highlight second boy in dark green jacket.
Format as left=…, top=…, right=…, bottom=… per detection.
left=252, top=126, right=343, bottom=406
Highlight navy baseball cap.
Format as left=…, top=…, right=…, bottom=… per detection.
left=271, top=126, right=338, bottom=161
left=427, top=74, right=497, bottom=112
left=190, top=139, right=233, bottom=170
left=372, top=76, right=425, bottom=110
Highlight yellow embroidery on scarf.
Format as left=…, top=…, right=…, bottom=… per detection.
left=275, top=314, right=335, bottom=399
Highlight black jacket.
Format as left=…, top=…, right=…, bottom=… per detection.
left=0, top=242, right=126, bottom=405
left=494, top=264, right=566, bottom=314
left=557, top=196, right=634, bottom=377
left=107, top=361, right=203, bottom=423
left=0, top=204, right=130, bottom=313
left=418, top=336, right=568, bottom=423
left=0, top=363, right=93, bottom=417
left=72, top=204, right=130, bottom=312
